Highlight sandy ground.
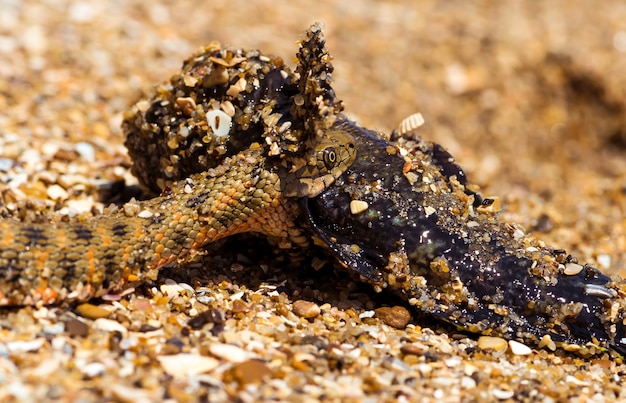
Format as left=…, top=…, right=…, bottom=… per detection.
left=1, top=1, right=626, bottom=401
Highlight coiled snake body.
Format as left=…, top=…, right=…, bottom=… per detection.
left=0, top=25, right=356, bottom=306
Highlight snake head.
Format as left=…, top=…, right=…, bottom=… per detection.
left=281, top=121, right=357, bottom=198
left=298, top=124, right=392, bottom=283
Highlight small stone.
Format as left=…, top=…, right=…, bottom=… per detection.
left=590, top=359, right=613, bottom=369
left=159, top=283, right=187, bottom=297
left=292, top=352, right=316, bottom=371
left=538, top=334, right=556, bottom=351
left=66, top=318, right=89, bottom=337
left=477, top=336, right=508, bottom=353
left=157, top=354, right=219, bottom=378
left=563, top=262, right=583, bottom=275
left=93, top=318, right=128, bottom=334
left=374, top=306, right=411, bottom=329
left=597, top=254, right=612, bottom=270
left=76, top=303, right=111, bottom=319
left=220, top=100, right=235, bottom=117
left=400, top=343, right=427, bottom=356
left=183, top=75, right=198, bottom=87
left=358, top=310, right=375, bottom=319
left=137, top=209, right=154, bottom=218
left=0, top=158, right=14, bottom=172
left=208, top=343, right=249, bottom=363
left=80, top=362, right=105, bottom=378
left=6, top=339, right=45, bottom=353
left=111, top=384, right=152, bottom=403
left=424, top=205, right=436, bottom=217
left=349, top=200, right=369, bottom=214
left=565, top=375, right=589, bottom=386
left=66, top=198, right=96, bottom=214
left=231, top=299, right=250, bottom=314
left=226, top=77, right=247, bottom=97
left=460, top=376, right=477, bottom=389
left=476, top=197, right=502, bottom=214
left=46, top=184, right=68, bottom=200
left=58, top=173, right=88, bottom=188
left=292, top=300, right=321, bottom=319
left=492, top=389, right=515, bottom=400
left=508, top=340, right=532, bottom=355
left=226, top=360, right=271, bottom=385
left=75, top=142, right=95, bottom=162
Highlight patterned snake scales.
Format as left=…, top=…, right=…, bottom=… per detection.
left=0, top=23, right=361, bottom=306
left=0, top=130, right=356, bottom=305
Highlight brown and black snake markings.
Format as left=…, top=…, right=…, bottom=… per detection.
left=1, top=24, right=625, bottom=357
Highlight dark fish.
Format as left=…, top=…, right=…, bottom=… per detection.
left=301, top=120, right=626, bottom=357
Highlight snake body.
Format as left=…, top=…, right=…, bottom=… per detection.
left=0, top=25, right=356, bottom=306
left=0, top=130, right=355, bottom=306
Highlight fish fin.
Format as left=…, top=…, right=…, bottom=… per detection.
left=299, top=198, right=384, bottom=283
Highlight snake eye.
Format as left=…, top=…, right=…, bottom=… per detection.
left=322, top=147, right=337, bottom=169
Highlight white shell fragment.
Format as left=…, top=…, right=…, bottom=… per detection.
left=398, top=112, right=425, bottom=136
left=206, top=109, right=232, bottom=139
left=349, top=200, right=369, bottom=214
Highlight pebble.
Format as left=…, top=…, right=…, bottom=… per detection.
left=492, top=389, right=515, bottom=400
left=58, top=173, right=88, bottom=188
left=76, top=303, right=111, bottom=319
left=226, top=359, right=271, bottom=385
left=460, top=376, right=477, bottom=389
left=349, top=200, right=369, bottom=214
left=159, top=283, right=187, bottom=299
left=111, top=384, right=153, bottom=403
left=563, top=262, right=583, bottom=275
left=231, top=299, right=250, bottom=313
left=46, top=184, right=68, bottom=200
left=400, top=343, right=428, bottom=356
left=597, top=254, right=612, bottom=270
left=477, top=336, right=508, bottom=354
left=0, top=158, right=14, bottom=171
left=358, top=310, right=375, bottom=319
left=565, top=375, right=589, bottom=386
left=80, top=362, right=106, bottom=378
left=208, top=343, right=249, bottom=363
left=64, top=198, right=97, bottom=214
left=5, top=339, right=46, bottom=354
left=93, top=318, right=128, bottom=334
left=65, top=318, right=89, bottom=337
left=157, top=354, right=219, bottom=378
left=75, top=142, right=96, bottom=162
left=374, top=306, right=411, bottom=329
left=292, top=300, right=321, bottom=319
left=508, top=340, right=533, bottom=355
